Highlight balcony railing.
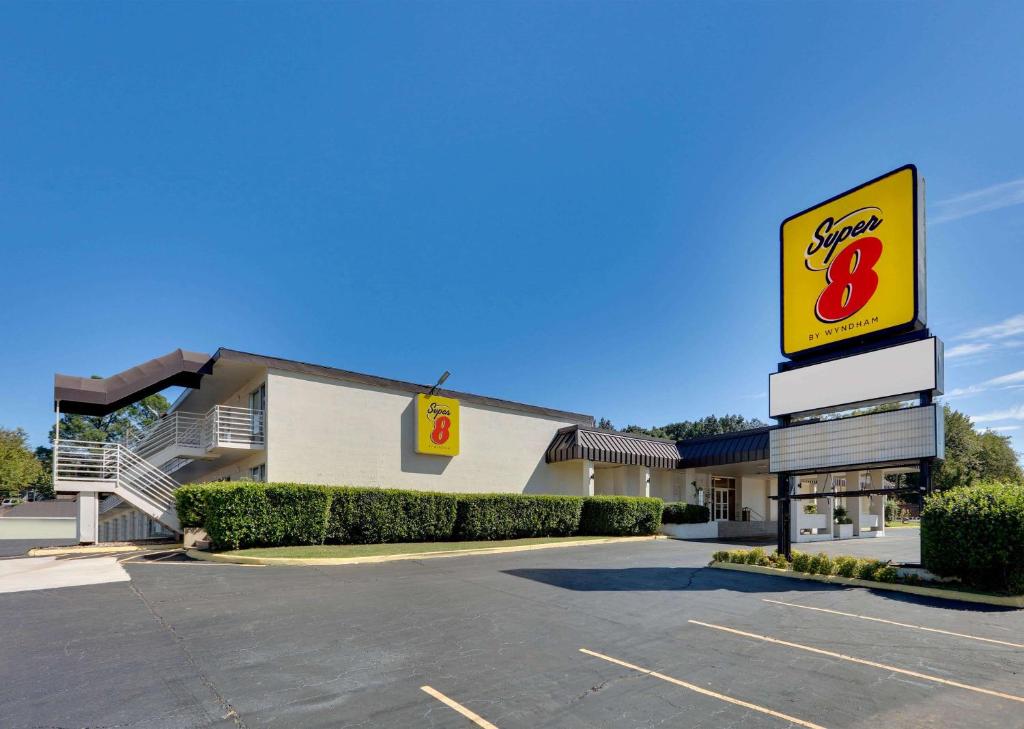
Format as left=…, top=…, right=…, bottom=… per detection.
left=125, top=405, right=265, bottom=461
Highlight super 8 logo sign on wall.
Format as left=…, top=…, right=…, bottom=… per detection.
left=780, top=165, right=926, bottom=358
left=415, top=394, right=460, bottom=456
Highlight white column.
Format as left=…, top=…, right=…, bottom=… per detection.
left=868, top=469, right=886, bottom=536
left=848, top=473, right=861, bottom=536
left=77, top=492, right=99, bottom=544
left=641, top=467, right=651, bottom=497
left=584, top=460, right=595, bottom=497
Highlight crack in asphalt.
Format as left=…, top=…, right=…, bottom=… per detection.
left=127, top=581, right=250, bottom=729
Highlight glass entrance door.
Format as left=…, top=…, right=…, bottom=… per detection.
left=713, top=487, right=730, bottom=521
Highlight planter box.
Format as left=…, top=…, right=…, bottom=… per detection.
left=834, top=523, right=854, bottom=539
left=661, top=521, right=718, bottom=540
left=184, top=527, right=210, bottom=550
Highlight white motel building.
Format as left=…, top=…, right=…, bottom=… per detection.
left=51, top=347, right=896, bottom=544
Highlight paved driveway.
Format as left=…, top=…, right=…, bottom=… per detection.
left=1, top=535, right=1020, bottom=729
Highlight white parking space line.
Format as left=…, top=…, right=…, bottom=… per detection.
left=763, top=599, right=1024, bottom=649
left=689, top=620, right=1024, bottom=705
left=579, top=648, right=827, bottom=729
left=421, top=685, right=500, bottom=729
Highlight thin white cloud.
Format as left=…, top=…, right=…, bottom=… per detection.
left=960, top=313, right=1024, bottom=341
left=945, top=368, right=1024, bottom=400
left=989, top=425, right=1020, bottom=432
left=971, top=404, right=1024, bottom=423
left=946, top=342, right=993, bottom=359
left=931, top=178, right=1024, bottom=224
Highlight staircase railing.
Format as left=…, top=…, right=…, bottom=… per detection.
left=125, top=406, right=265, bottom=460
left=55, top=439, right=180, bottom=528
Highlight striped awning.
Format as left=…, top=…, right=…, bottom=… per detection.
left=545, top=426, right=682, bottom=469
left=676, top=428, right=771, bottom=467
left=545, top=425, right=773, bottom=470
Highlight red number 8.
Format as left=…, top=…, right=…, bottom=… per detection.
left=431, top=415, right=452, bottom=445
left=815, top=236, right=883, bottom=323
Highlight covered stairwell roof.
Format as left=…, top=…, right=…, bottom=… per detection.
left=54, top=349, right=212, bottom=416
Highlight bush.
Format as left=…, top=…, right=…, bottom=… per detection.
left=662, top=502, right=710, bottom=524
left=855, top=559, right=887, bottom=581
left=873, top=565, right=899, bottom=583
left=175, top=483, right=223, bottom=528
left=834, top=556, right=859, bottom=578
left=808, top=552, right=834, bottom=575
left=768, top=551, right=789, bottom=569
left=203, top=483, right=332, bottom=550
left=454, top=494, right=582, bottom=540
left=712, top=550, right=730, bottom=563
left=791, top=551, right=811, bottom=573
left=328, top=488, right=458, bottom=544
left=922, top=482, right=1024, bottom=593
left=580, top=496, right=663, bottom=536
left=745, top=547, right=769, bottom=566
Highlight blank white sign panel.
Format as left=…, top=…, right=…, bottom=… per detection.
left=769, top=338, right=943, bottom=418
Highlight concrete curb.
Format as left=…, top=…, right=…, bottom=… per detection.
left=710, top=561, right=1024, bottom=609
left=28, top=545, right=144, bottom=557
left=188, top=535, right=664, bottom=566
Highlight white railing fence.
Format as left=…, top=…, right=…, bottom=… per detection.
left=55, top=439, right=179, bottom=519
left=124, top=406, right=265, bottom=458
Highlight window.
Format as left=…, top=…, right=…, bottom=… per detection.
left=248, top=383, right=266, bottom=438
left=249, top=464, right=266, bottom=482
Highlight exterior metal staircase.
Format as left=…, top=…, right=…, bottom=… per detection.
left=55, top=440, right=182, bottom=533
left=54, top=406, right=265, bottom=537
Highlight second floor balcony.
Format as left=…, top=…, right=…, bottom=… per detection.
left=126, top=405, right=265, bottom=466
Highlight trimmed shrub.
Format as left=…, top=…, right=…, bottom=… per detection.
left=580, top=496, right=664, bottom=536
left=454, top=494, right=583, bottom=540
left=662, top=502, right=710, bottom=524
left=712, top=550, right=730, bottom=563
left=808, top=553, right=835, bottom=575
left=791, top=551, right=811, bottom=573
left=922, top=482, right=1024, bottom=593
left=328, top=488, right=458, bottom=544
left=855, top=559, right=887, bottom=581
left=728, top=549, right=748, bottom=563
left=203, top=483, right=332, bottom=550
left=744, top=547, right=769, bottom=566
left=834, top=556, right=859, bottom=578
left=768, top=551, right=789, bottom=569
left=175, top=483, right=224, bottom=529
left=873, top=565, right=899, bottom=583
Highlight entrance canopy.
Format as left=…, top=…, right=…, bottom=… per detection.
left=545, top=425, right=773, bottom=470
left=54, top=349, right=211, bottom=416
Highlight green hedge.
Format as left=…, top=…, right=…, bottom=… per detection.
left=922, top=482, right=1024, bottom=593
left=580, top=496, right=663, bottom=536
left=454, top=495, right=583, bottom=540
left=179, top=482, right=664, bottom=549
left=201, top=483, right=333, bottom=550
left=328, top=488, right=458, bottom=544
left=662, top=502, right=710, bottom=524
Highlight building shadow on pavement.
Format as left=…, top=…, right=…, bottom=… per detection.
left=503, top=567, right=1018, bottom=611
left=504, top=567, right=823, bottom=593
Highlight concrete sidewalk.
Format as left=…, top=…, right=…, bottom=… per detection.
left=0, top=555, right=130, bottom=594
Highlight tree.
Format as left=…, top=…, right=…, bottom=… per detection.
left=0, top=427, right=44, bottom=497
left=50, top=393, right=170, bottom=445
left=596, top=417, right=614, bottom=431
left=935, top=404, right=1022, bottom=489
left=657, top=414, right=766, bottom=441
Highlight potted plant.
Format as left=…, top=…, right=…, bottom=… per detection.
left=833, top=505, right=854, bottom=539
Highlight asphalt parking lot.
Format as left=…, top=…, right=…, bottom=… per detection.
left=2, top=533, right=1021, bottom=729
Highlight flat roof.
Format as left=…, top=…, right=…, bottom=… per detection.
left=208, top=348, right=596, bottom=425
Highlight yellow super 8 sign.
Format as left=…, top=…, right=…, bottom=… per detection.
left=780, top=164, right=925, bottom=358
left=415, top=394, right=460, bottom=456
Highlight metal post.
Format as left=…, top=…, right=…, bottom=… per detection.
left=53, top=401, right=60, bottom=485
left=776, top=471, right=792, bottom=559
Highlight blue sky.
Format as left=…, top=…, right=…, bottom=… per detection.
left=2, top=1, right=1023, bottom=454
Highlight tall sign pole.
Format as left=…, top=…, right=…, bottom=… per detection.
left=770, top=165, right=943, bottom=558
